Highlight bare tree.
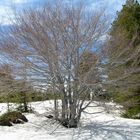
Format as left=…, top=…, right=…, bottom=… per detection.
left=0, top=2, right=108, bottom=127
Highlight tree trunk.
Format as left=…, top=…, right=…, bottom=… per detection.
left=21, top=92, right=28, bottom=112
left=54, top=93, right=59, bottom=120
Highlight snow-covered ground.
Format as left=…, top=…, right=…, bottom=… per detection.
left=0, top=101, right=140, bottom=140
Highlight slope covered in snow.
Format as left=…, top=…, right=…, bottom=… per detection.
left=0, top=101, right=140, bottom=140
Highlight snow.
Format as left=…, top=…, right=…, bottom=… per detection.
left=0, top=100, right=140, bottom=140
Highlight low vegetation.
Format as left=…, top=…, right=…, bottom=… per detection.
left=0, top=111, right=28, bottom=126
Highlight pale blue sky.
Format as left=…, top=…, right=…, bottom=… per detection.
left=0, top=0, right=139, bottom=25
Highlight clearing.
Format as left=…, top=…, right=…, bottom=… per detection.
left=0, top=101, right=140, bottom=140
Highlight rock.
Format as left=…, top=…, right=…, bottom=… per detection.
left=0, top=121, right=12, bottom=127
left=46, top=115, right=53, bottom=119
left=19, top=114, right=28, bottom=122
left=0, top=111, right=28, bottom=126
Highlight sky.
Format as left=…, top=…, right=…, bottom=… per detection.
left=0, top=0, right=129, bottom=25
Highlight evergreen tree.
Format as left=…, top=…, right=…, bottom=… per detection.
left=126, top=0, right=135, bottom=6
left=107, top=0, right=140, bottom=118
